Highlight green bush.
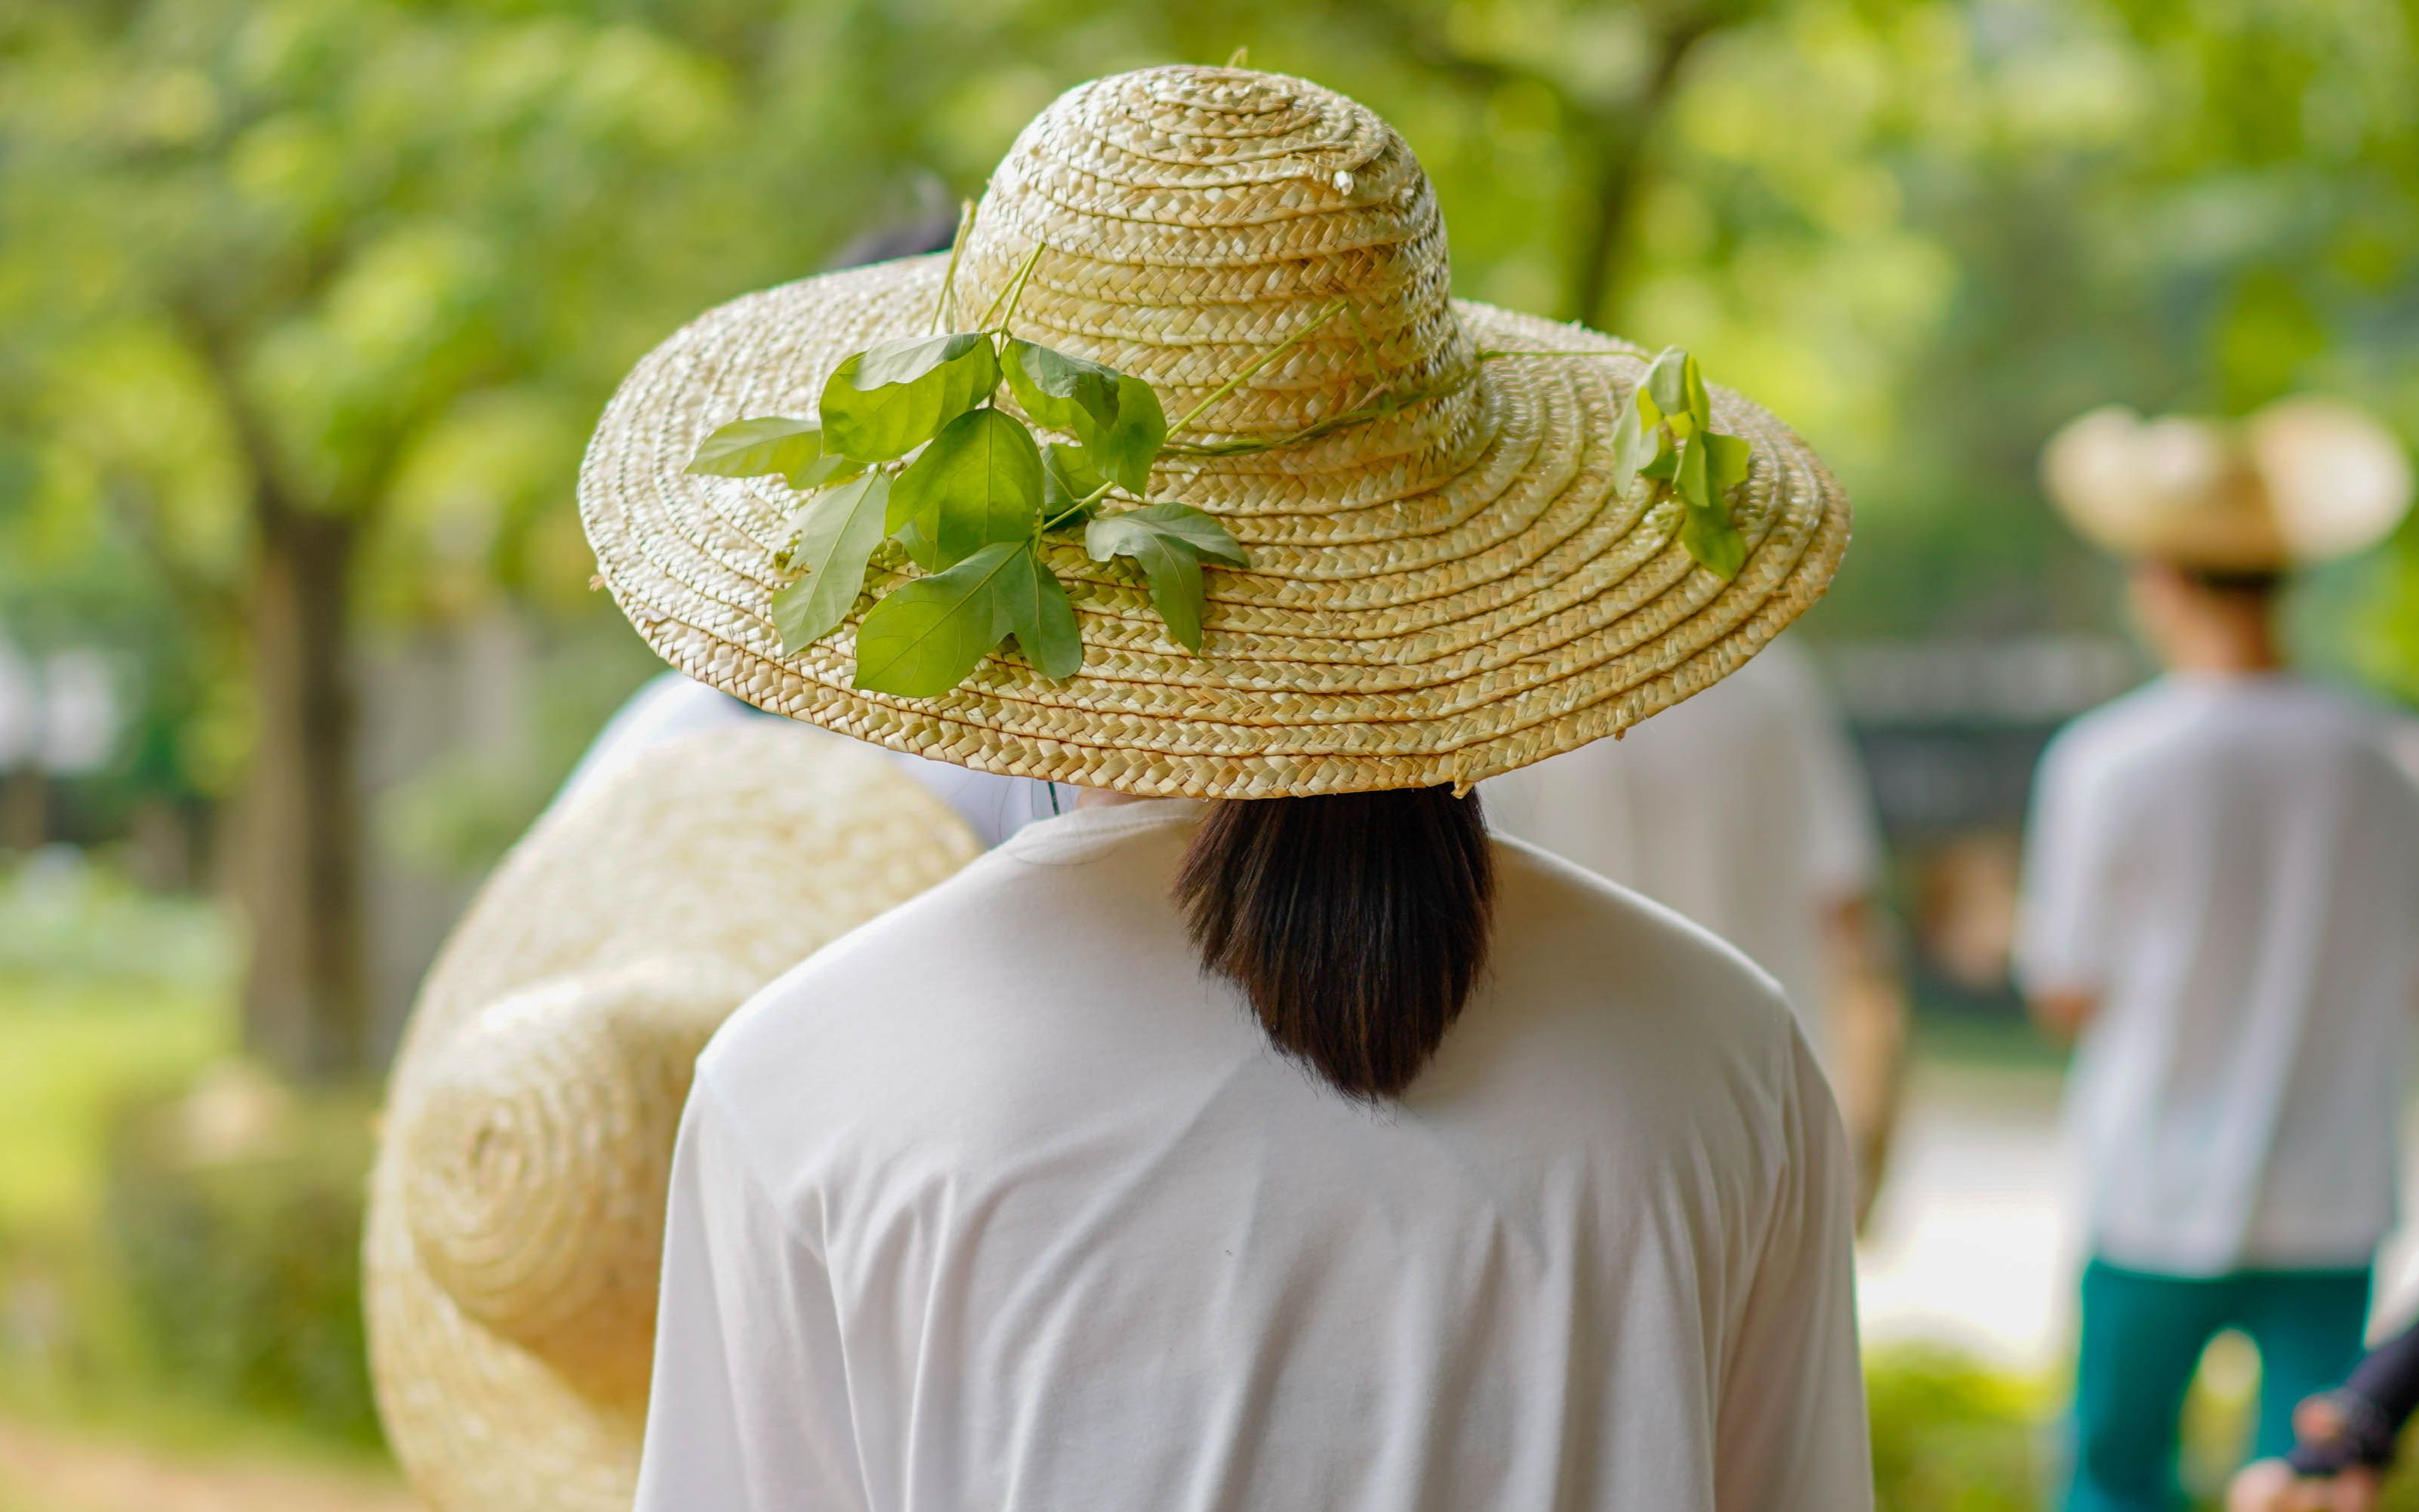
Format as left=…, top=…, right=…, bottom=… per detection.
left=1867, top=1344, right=2050, bottom=1512
left=97, top=1068, right=382, bottom=1449
left=0, top=855, right=234, bottom=990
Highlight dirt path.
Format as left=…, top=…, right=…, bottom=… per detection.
left=0, top=1417, right=419, bottom=1512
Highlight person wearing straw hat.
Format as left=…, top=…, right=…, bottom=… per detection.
left=587, top=64, right=1869, bottom=1510
left=1482, top=635, right=1908, bottom=1227
left=2023, top=398, right=2419, bottom=1512
left=364, top=723, right=979, bottom=1512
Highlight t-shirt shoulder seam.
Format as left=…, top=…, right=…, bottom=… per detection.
left=690, top=1063, right=827, bottom=1258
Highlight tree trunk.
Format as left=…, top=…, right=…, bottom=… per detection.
left=235, top=500, right=368, bottom=1080
left=1561, top=14, right=1720, bottom=328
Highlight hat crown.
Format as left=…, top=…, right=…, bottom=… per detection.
left=959, top=66, right=1479, bottom=451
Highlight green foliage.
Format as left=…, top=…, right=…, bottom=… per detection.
left=688, top=419, right=860, bottom=491
left=1070, top=374, right=1170, bottom=495
left=1610, top=346, right=1755, bottom=579
left=889, top=408, right=1046, bottom=569
left=1864, top=1345, right=2048, bottom=1512
left=772, top=472, right=894, bottom=654
left=98, top=1076, right=381, bottom=1448
left=852, top=540, right=1033, bottom=696
left=697, top=248, right=1253, bottom=694
left=822, top=334, right=1004, bottom=462
left=996, top=543, right=1084, bottom=679
left=1086, top=502, right=1252, bottom=653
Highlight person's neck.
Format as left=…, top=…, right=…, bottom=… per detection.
left=2165, top=621, right=2284, bottom=676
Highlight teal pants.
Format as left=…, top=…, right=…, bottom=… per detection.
left=2065, top=1258, right=2372, bottom=1512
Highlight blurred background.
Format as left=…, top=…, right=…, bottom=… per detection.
left=2, top=0, right=2416, bottom=1507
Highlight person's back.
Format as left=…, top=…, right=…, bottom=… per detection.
left=644, top=801, right=1866, bottom=1512
left=2025, top=674, right=2419, bottom=1266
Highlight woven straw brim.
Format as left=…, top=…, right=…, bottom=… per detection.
left=581, top=255, right=1848, bottom=798
left=366, top=725, right=978, bottom=1512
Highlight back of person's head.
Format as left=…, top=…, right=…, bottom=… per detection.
left=2180, top=563, right=2285, bottom=605
left=1174, top=789, right=1496, bottom=1101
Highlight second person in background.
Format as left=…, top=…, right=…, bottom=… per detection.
left=2025, top=399, right=2419, bottom=1512
left=1485, top=636, right=1909, bottom=1227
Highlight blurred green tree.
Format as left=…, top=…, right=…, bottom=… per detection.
left=0, top=0, right=880, bottom=1075
left=0, top=0, right=1777, bottom=1077
left=4, top=0, right=2414, bottom=1078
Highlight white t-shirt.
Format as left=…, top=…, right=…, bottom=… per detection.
left=2017, top=673, right=2419, bottom=1275
left=556, top=671, right=1056, bottom=848
left=1482, top=642, right=1882, bottom=1045
left=636, top=800, right=1872, bottom=1512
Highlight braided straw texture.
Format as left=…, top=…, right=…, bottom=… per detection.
left=365, top=725, right=978, bottom=1512
left=580, top=65, right=1850, bottom=797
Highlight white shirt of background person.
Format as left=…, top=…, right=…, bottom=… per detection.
left=1481, top=639, right=1883, bottom=1057
left=2017, top=672, right=2419, bottom=1275
left=553, top=671, right=1058, bottom=849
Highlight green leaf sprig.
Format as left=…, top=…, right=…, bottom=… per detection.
left=1606, top=346, right=1753, bottom=580
left=1157, top=324, right=1760, bottom=581
left=686, top=211, right=1250, bottom=697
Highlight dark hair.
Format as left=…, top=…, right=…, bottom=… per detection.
left=2183, top=565, right=2285, bottom=601
left=1173, top=787, right=1496, bottom=1101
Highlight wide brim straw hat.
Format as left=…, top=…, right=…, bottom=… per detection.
left=2042, top=397, right=2413, bottom=571
left=580, top=65, right=1849, bottom=797
left=365, top=724, right=978, bottom=1512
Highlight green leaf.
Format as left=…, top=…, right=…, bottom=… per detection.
left=1672, top=431, right=1711, bottom=510
left=852, top=331, right=990, bottom=387
left=1644, top=348, right=1691, bottom=420
left=768, top=473, right=890, bottom=654
left=1110, top=501, right=1249, bottom=567
left=1070, top=374, right=1167, bottom=495
left=1040, top=442, right=1109, bottom=525
left=995, top=544, right=1083, bottom=680
left=1640, top=433, right=1679, bottom=481
left=820, top=332, right=1000, bottom=461
left=1002, top=339, right=1123, bottom=437
left=1681, top=354, right=1712, bottom=431
left=1669, top=434, right=1746, bottom=579
left=1680, top=504, right=1749, bottom=580
left=852, top=540, right=1023, bottom=696
left=1706, top=431, right=1753, bottom=493
left=1086, top=507, right=1213, bottom=651
left=1610, top=396, right=1653, bottom=496
left=886, top=408, right=1043, bottom=570
left=688, top=417, right=856, bottom=488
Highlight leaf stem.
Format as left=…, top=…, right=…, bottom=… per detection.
left=930, top=199, right=976, bottom=334
left=1040, top=479, right=1117, bottom=532
left=978, top=241, right=1048, bottom=332
left=1472, top=346, right=1635, bottom=359
left=1167, top=298, right=1348, bottom=438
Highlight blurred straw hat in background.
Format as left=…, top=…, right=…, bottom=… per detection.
left=365, top=723, right=977, bottom=1512
left=2043, top=398, right=2412, bottom=571
left=580, top=63, right=1849, bottom=798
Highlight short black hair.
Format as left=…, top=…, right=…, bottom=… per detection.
left=2182, top=565, right=2285, bottom=600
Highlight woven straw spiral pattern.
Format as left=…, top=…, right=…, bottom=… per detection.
left=579, top=65, right=1850, bottom=797
left=366, top=725, right=978, bottom=1512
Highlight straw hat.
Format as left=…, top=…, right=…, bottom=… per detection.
left=365, top=724, right=978, bottom=1512
left=2043, top=398, right=2413, bottom=571
left=580, top=65, right=1848, bottom=797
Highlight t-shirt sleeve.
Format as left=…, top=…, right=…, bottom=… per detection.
left=2014, top=730, right=2127, bottom=996
left=1714, top=1030, right=1875, bottom=1512
left=633, top=1076, right=870, bottom=1512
